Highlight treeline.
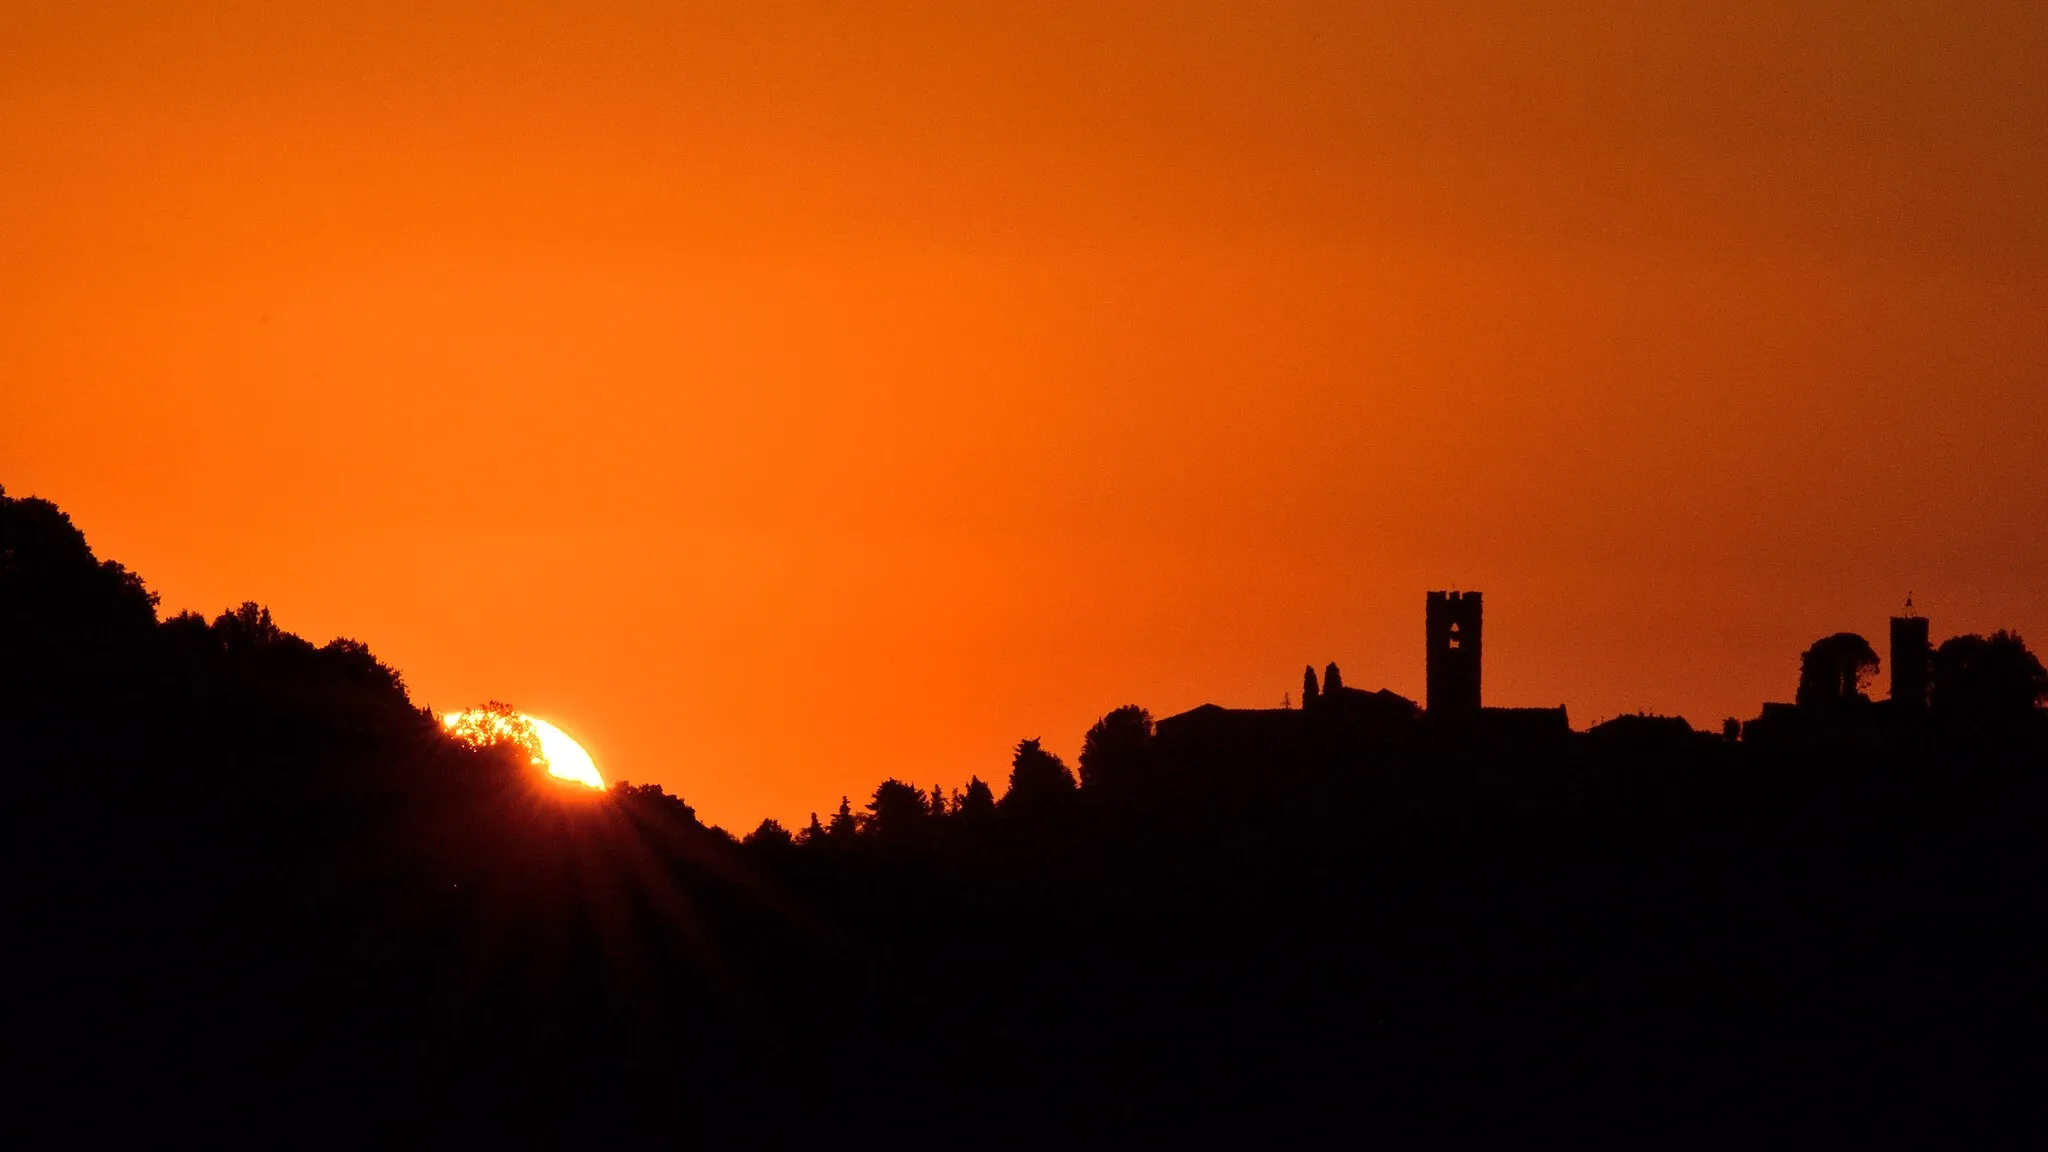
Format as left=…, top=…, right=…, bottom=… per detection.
left=1793, top=627, right=2045, bottom=728
left=7, top=484, right=2047, bottom=1143
left=730, top=710, right=1148, bottom=851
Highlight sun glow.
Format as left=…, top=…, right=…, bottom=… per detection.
left=441, top=708, right=606, bottom=789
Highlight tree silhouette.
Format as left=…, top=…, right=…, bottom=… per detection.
left=745, top=817, right=795, bottom=849
left=1001, top=738, right=1075, bottom=815
left=444, top=700, right=544, bottom=766
left=1797, top=633, right=1880, bottom=707
left=1079, top=705, right=1154, bottom=791
left=1302, top=665, right=1320, bottom=708
left=319, top=637, right=408, bottom=697
left=1934, top=631, right=2048, bottom=728
left=0, top=486, right=158, bottom=663
left=828, top=796, right=859, bottom=841
left=1324, top=662, right=1344, bottom=693
left=798, top=812, right=826, bottom=845
left=954, top=776, right=996, bottom=827
left=865, top=778, right=932, bottom=840
left=214, top=600, right=288, bottom=651
left=613, top=780, right=699, bottom=824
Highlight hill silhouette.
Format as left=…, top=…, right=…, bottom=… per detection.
left=5, top=483, right=2045, bottom=1143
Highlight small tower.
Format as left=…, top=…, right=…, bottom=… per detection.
left=1426, top=591, right=1483, bottom=717
left=1890, top=598, right=1930, bottom=712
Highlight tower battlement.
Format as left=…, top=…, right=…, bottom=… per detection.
left=1426, top=590, right=1483, bottom=717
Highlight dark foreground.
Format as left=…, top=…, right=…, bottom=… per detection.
left=8, top=488, right=2045, bottom=1144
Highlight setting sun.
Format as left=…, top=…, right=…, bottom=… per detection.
left=441, top=708, right=605, bottom=790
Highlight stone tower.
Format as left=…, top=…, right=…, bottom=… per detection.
left=1890, top=612, right=1930, bottom=712
left=1426, top=591, right=1483, bottom=717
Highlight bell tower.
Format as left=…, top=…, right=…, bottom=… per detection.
left=1426, top=591, right=1483, bottom=717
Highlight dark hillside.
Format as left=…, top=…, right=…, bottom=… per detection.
left=6, top=485, right=2044, bottom=1143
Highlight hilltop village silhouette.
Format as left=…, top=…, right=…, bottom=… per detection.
left=6, top=485, right=2045, bottom=1143
left=1161, top=590, right=1567, bottom=751
left=1157, top=589, right=1994, bottom=758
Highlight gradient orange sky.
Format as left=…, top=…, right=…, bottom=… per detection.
left=5, top=3, right=2044, bottom=828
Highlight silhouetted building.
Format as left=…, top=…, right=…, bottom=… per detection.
left=1154, top=702, right=1313, bottom=764
left=1426, top=591, right=1482, bottom=718
left=1891, top=613, right=1930, bottom=712
left=1161, top=590, right=1567, bottom=755
left=1746, top=607, right=1943, bottom=746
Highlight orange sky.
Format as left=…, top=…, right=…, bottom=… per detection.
left=5, top=3, right=2044, bottom=829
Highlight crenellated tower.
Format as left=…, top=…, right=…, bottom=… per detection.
left=1426, top=591, right=1483, bottom=717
